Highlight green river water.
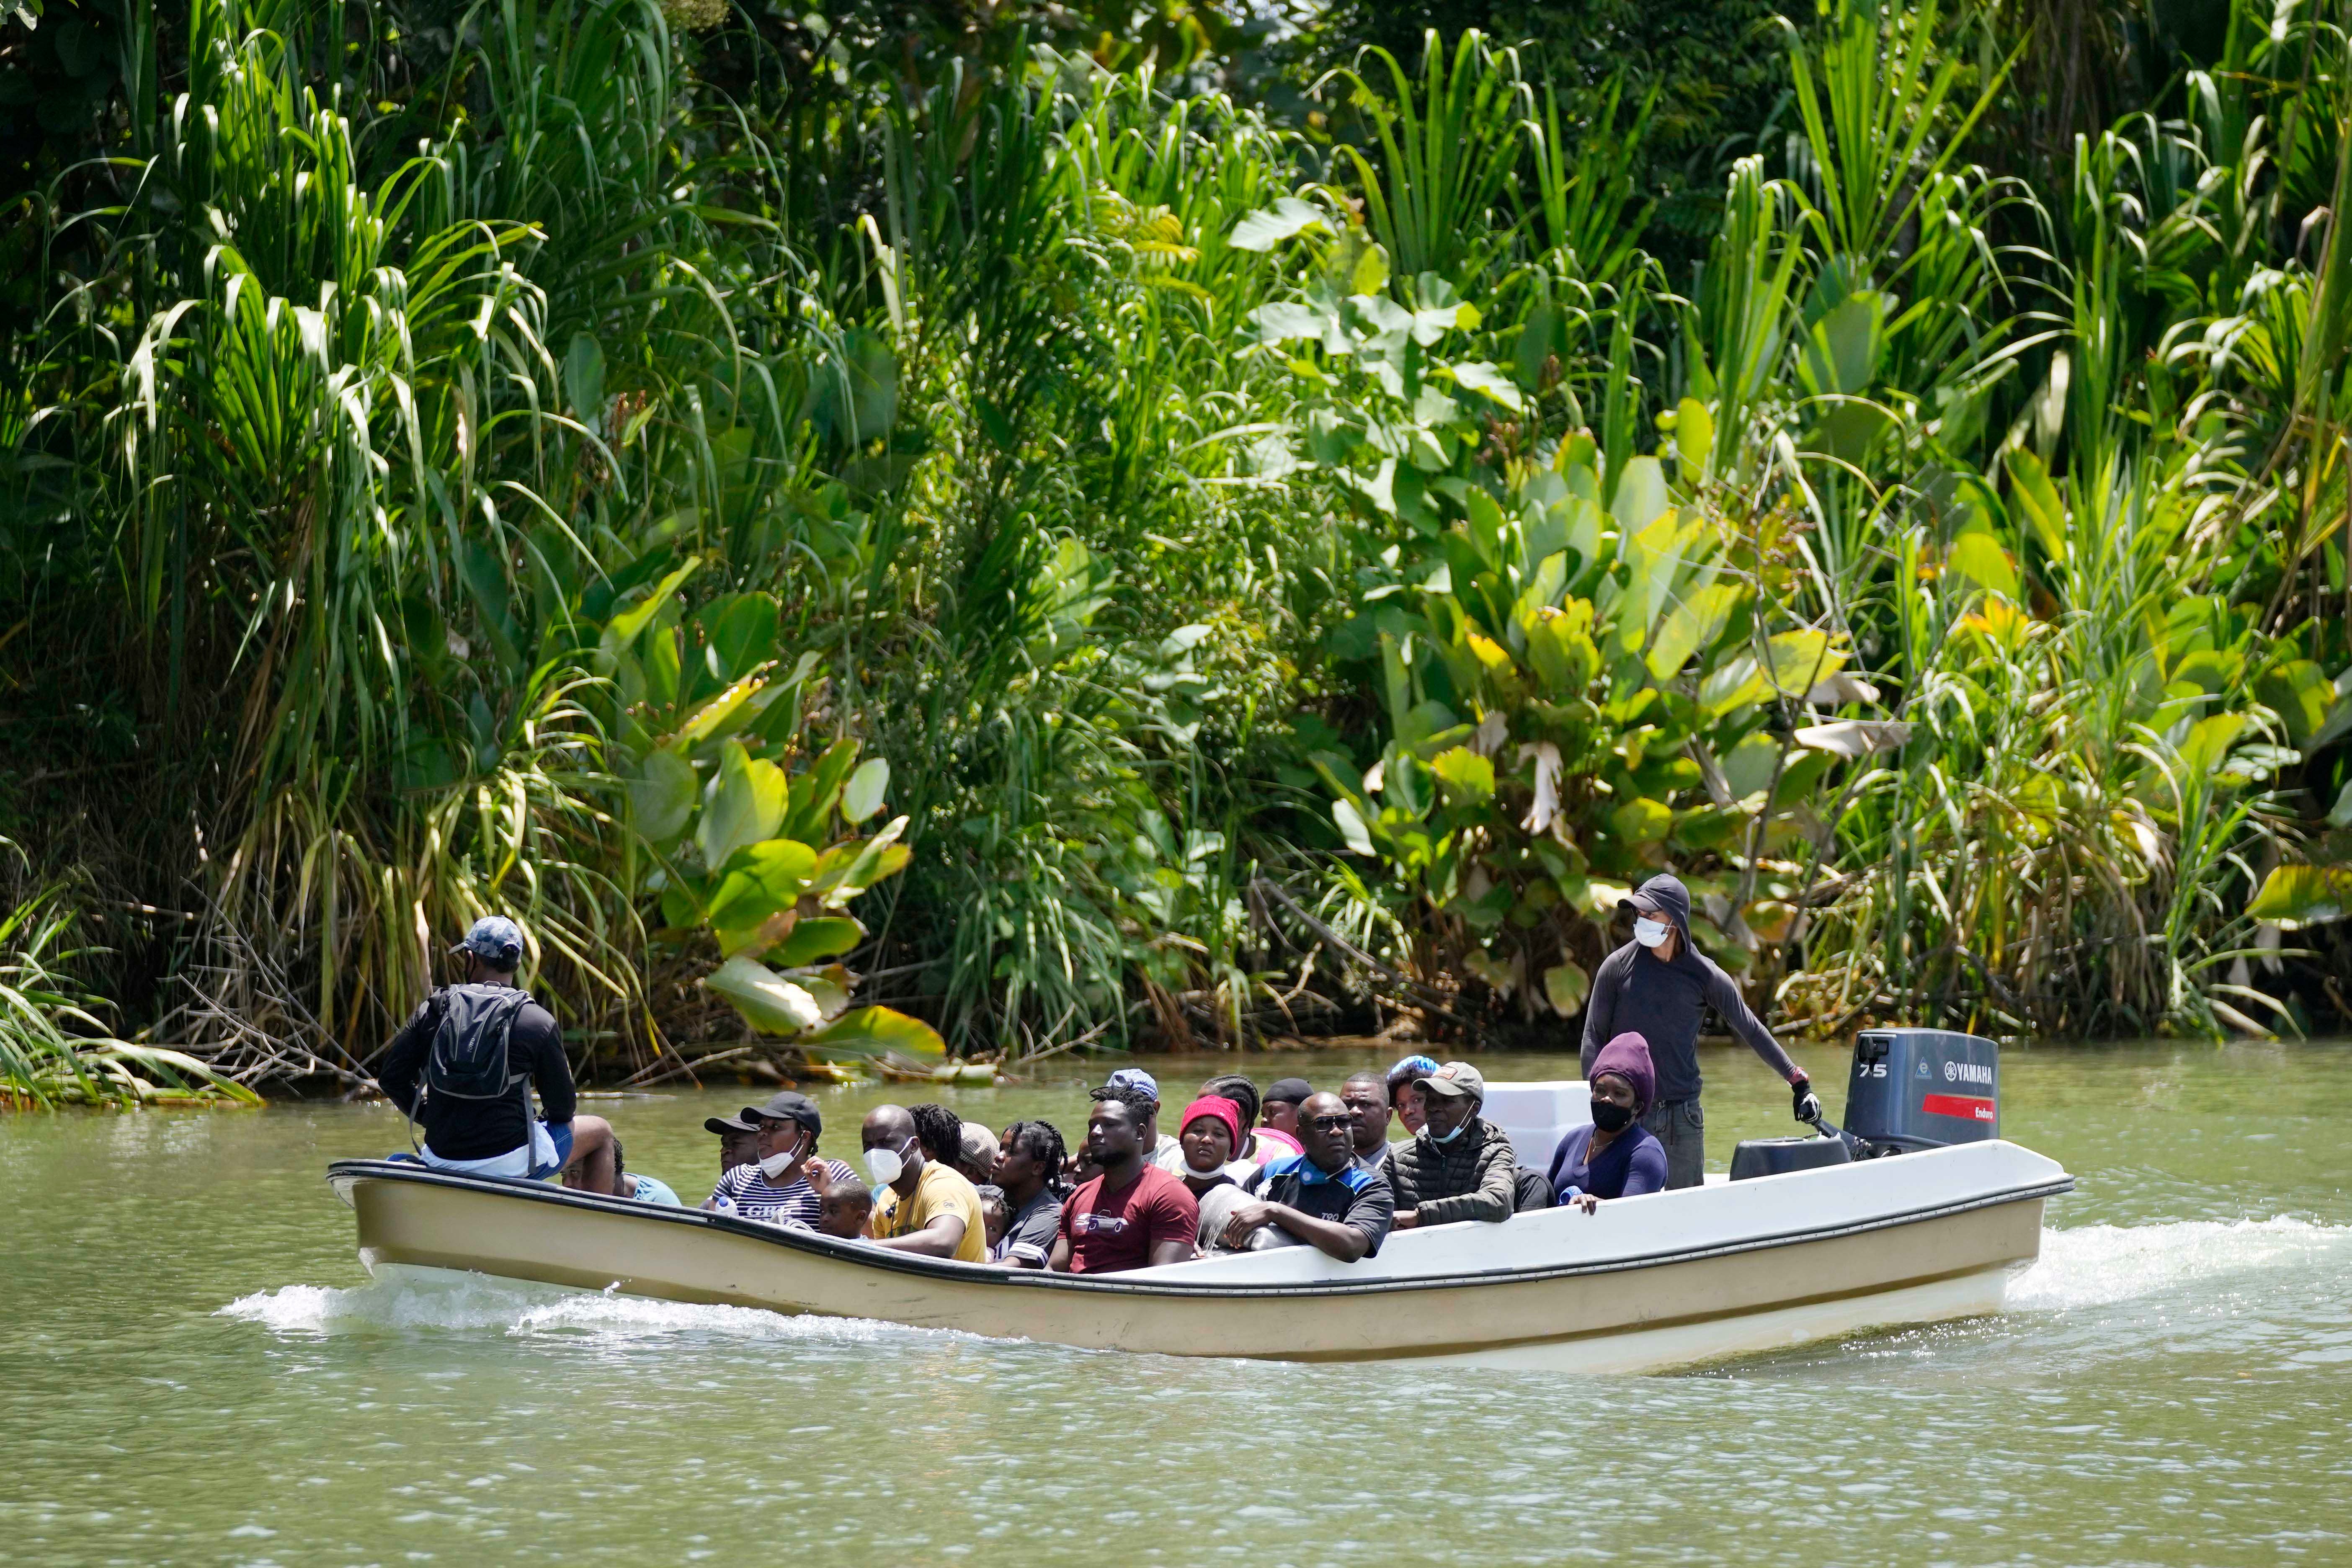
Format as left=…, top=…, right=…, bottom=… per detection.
left=4, top=1040, right=2350, bottom=1566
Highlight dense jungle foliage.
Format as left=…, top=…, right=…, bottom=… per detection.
left=4, top=0, right=2352, bottom=1099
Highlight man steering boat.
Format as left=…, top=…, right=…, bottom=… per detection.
left=1579, top=873, right=1822, bottom=1189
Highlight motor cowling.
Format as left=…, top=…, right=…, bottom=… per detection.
left=1842, top=1027, right=1999, bottom=1154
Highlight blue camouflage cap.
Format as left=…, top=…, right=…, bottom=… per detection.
left=1104, top=1066, right=1160, bottom=1103
left=451, top=914, right=525, bottom=968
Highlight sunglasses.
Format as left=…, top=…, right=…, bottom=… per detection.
left=1303, top=1113, right=1354, bottom=1132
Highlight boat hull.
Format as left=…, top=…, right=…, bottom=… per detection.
left=331, top=1140, right=2068, bottom=1369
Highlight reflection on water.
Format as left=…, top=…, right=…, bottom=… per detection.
left=5, top=1040, right=2351, bottom=1565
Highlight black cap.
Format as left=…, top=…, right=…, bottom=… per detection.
left=740, top=1091, right=821, bottom=1137
left=1265, top=1078, right=1313, bottom=1106
left=704, top=1112, right=757, bottom=1137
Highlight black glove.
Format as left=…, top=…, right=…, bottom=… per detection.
left=1792, top=1076, right=1823, bottom=1124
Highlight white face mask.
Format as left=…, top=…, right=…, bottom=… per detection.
left=1634, top=916, right=1670, bottom=949
left=756, top=1131, right=809, bottom=1181
left=864, top=1140, right=910, bottom=1187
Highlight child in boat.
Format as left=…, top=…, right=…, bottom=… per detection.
left=815, top=1179, right=875, bottom=1240
left=975, top=1184, right=1010, bottom=1253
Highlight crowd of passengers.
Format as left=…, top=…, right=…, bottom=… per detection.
left=386, top=913, right=1730, bottom=1273
left=623, top=1039, right=1669, bottom=1271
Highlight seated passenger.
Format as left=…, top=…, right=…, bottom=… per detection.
left=813, top=1177, right=874, bottom=1240
left=1384, top=1061, right=1520, bottom=1230
left=1098, top=1068, right=1185, bottom=1175
left=1174, top=1095, right=1255, bottom=1197
left=704, top=1110, right=759, bottom=1179
left=975, top=1183, right=1010, bottom=1253
left=1200, top=1074, right=1300, bottom=1161
left=863, top=1103, right=988, bottom=1261
left=1548, top=1032, right=1668, bottom=1212
left=1219, top=1092, right=1394, bottom=1261
left=1049, top=1094, right=1198, bottom=1274
left=608, top=1137, right=680, bottom=1205
left=378, top=916, right=582, bottom=1182
left=704, top=1091, right=858, bottom=1226
left=989, top=1120, right=1067, bottom=1268
left=1385, top=1055, right=1439, bottom=1139
left=1338, top=1071, right=1392, bottom=1176
left=957, top=1122, right=1001, bottom=1187
left=1261, top=1078, right=1313, bottom=1143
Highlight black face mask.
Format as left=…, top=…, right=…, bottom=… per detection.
left=1590, top=1099, right=1635, bottom=1133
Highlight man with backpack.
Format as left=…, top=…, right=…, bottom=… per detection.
left=377, top=916, right=605, bottom=1185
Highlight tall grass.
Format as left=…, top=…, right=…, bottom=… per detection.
left=2, top=0, right=2348, bottom=1077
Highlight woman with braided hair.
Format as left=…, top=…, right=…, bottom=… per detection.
left=988, top=1119, right=1068, bottom=1267
left=1202, top=1074, right=1302, bottom=1163
left=906, top=1103, right=966, bottom=1168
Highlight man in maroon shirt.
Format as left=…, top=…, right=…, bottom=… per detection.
left=1048, top=1092, right=1199, bottom=1273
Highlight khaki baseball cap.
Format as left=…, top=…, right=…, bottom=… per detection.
left=1420, top=1061, right=1485, bottom=1099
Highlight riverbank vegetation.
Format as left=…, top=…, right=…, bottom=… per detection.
left=4, top=0, right=2350, bottom=1091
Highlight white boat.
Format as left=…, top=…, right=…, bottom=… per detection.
left=328, top=1075, right=2070, bottom=1372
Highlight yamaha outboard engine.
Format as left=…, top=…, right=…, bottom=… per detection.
left=1841, top=1027, right=1999, bottom=1155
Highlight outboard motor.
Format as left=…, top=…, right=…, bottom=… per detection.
left=1841, top=1027, right=1999, bottom=1155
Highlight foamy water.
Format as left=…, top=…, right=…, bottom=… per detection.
left=219, top=1269, right=957, bottom=1345
left=2010, top=1216, right=2351, bottom=1311
left=218, top=1216, right=2352, bottom=1359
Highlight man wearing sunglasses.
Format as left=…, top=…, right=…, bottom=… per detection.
left=1220, top=1092, right=1394, bottom=1262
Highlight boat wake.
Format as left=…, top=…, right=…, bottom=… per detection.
left=219, top=1269, right=957, bottom=1346
left=2010, top=1215, right=2350, bottom=1312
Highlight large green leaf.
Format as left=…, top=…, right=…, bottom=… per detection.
left=771, top=915, right=867, bottom=967
left=803, top=1006, right=948, bottom=1060
left=670, top=671, right=767, bottom=748
left=1945, top=530, right=2019, bottom=601
left=701, top=956, right=823, bottom=1035
left=1230, top=197, right=1330, bottom=251
left=1333, top=797, right=1377, bottom=855
left=1764, top=629, right=1845, bottom=693
left=1542, top=961, right=1589, bottom=1015
left=808, top=815, right=912, bottom=907
left=1524, top=602, right=1600, bottom=696
left=841, top=757, right=891, bottom=823
left=628, top=748, right=698, bottom=843
left=698, top=742, right=787, bottom=870
left=708, top=839, right=821, bottom=952
left=606, top=557, right=701, bottom=651
left=2246, top=864, right=2352, bottom=928
left=1430, top=746, right=1496, bottom=804
left=1609, top=797, right=1674, bottom=845
left=781, top=738, right=861, bottom=844
left=2006, top=449, right=2067, bottom=563
left=698, top=593, right=780, bottom=685
left=1647, top=583, right=1744, bottom=680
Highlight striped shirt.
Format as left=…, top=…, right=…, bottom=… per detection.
left=707, top=1159, right=857, bottom=1227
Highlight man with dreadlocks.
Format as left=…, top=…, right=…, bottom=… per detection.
left=990, top=1119, right=1068, bottom=1268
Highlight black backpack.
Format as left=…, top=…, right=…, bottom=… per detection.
left=423, top=983, right=536, bottom=1103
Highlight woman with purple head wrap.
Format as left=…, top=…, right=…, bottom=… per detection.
left=1547, top=1032, right=1669, bottom=1211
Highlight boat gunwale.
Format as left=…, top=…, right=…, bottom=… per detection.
left=327, top=1157, right=2073, bottom=1298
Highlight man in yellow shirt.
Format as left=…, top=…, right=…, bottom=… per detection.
left=859, top=1102, right=987, bottom=1262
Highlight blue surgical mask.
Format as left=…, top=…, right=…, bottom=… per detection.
left=1430, top=1112, right=1468, bottom=1144
left=1634, top=917, right=1670, bottom=948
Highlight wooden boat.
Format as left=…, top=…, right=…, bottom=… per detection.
left=327, top=1136, right=2071, bottom=1372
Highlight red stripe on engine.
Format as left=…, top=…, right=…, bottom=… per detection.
left=1921, top=1093, right=1996, bottom=1122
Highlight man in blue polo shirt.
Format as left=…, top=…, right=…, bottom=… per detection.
left=1218, top=1091, right=1394, bottom=1261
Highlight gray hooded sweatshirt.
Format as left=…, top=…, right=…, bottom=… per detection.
left=1577, top=873, right=1798, bottom=1104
